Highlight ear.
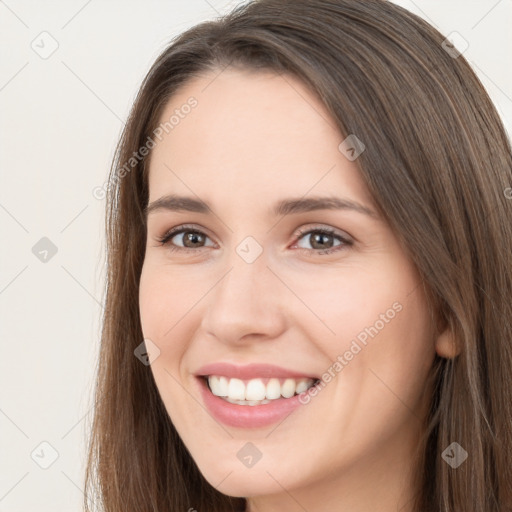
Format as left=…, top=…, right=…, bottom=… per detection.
left=434, top=316, right=460, bottom=358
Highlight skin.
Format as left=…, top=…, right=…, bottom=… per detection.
left=139, top=68, right=457, bottom=512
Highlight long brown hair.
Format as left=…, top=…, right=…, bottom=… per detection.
left=84, top=1, right=512, bottom=510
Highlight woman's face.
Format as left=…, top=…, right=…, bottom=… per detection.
left=139, top=69, right=441, bottom=508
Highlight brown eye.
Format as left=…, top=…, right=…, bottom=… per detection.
left=157, top=226, right=215, bottom=252
left=294, top=227, right=353, bottom=255
left=302, top=232, right=337, bottom=250
left=179, top=231, right=207, bottom=248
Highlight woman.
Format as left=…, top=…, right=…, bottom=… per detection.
left=84, top=1, right=512, bottom=511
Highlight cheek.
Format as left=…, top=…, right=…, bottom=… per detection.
left=310, top=259, right=435, bottom=409
left=138, top=262, right=203, bottom=344
left=308, top=277, right=436, bottom=469
left=281, top=263, right=403, bottom=356
left=139, top=264, right=166, bottom=342
left=343, top=281, right=436, bottom=417
left=138, top=265, right=198, bottom=423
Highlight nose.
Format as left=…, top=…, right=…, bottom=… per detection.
left=200, top=250, right=288, bottom=346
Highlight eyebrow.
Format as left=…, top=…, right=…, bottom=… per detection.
left=144, top=194, right=379, bottom=219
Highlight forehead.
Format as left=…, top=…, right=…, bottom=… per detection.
left=147, top=68, right=374, bottom=211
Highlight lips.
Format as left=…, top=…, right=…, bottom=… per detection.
left=196, top=374, right=315, bottom=428
left=195, top=362, right=319, bottom=380
left=193, top=362, right=321, bottom=428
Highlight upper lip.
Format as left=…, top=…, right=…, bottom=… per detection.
left=195, top=362, right=319, bottom=380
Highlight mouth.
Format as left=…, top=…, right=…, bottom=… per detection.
left=200, top=375, right=321, bottom=406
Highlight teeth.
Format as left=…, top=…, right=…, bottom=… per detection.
left=295, top=379, right=311, bottom=394
left=246, top=378, right=267, bottom=401
left=228, top=378, right=246, bottom=400
left=208, top=376, right=229, bottom=397
left=207, top=375, right=317, bottom=403
left=266, top=378, right=281, bottom=400
left=281, top=378, right=296, bottom=398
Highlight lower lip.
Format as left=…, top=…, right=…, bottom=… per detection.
left=197, top=377, right=311, bottom=428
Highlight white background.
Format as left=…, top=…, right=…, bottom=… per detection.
left=1, top=1, right=511, bottom=510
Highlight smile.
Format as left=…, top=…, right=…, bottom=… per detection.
left=205, top=375, right=319, bottom=405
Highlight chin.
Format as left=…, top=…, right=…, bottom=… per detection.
left=197, top=459, right=297, bottom=498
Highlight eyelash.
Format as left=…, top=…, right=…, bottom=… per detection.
left=155, top=224, right=353, bottom=256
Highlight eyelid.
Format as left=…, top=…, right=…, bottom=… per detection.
left=291, top=224, right=353, bottom=243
